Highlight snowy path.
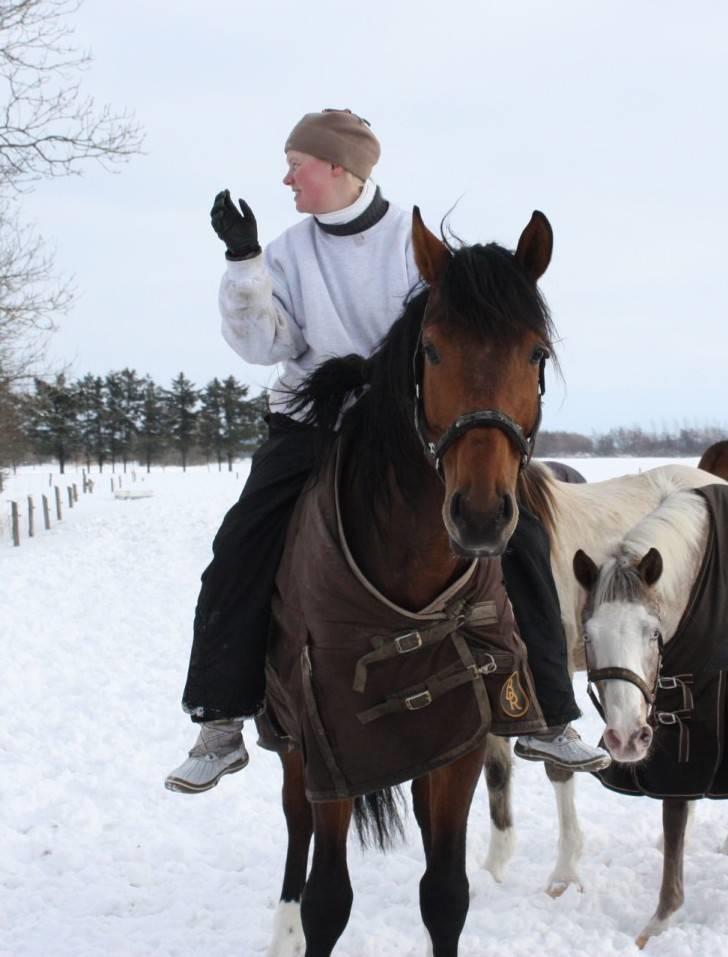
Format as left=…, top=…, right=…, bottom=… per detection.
left=2, top=459, right=727, bottom=956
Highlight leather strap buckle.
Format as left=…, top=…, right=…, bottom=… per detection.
left=395, top=631, right=423, bottom=654
left=405, top=690, right=432, bottom=711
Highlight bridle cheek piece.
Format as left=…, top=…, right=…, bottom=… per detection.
left=584, top=629, right=665, bottom=727
left=412, top=320, right=545, bottom=480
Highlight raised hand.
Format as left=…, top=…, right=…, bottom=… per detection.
left=210, top=189, right=261, bottom=259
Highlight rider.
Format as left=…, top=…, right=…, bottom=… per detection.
left=165, top=108, right=609, bottom=794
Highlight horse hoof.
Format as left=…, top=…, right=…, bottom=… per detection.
left=546, top=878, right=583, bottom=898
left=546, top=881, right=567, bottom=898
left=635, top=934, right=649, bottom=950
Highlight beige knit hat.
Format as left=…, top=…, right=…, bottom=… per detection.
left=284, top=109, right=381, bottom=181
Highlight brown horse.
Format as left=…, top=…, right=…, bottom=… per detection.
left=260, top=208, right=557, bottom=957
left=699, top=439, right=728, bottom=480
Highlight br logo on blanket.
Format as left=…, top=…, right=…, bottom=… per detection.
left=501, top=672, right=530, bottom=718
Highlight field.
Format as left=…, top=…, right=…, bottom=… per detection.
left=2, top=457, right=726, bottom=956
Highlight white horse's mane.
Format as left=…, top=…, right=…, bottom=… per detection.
left=596, top=487, right=709, bottom=634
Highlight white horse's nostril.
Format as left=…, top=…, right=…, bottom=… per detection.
left=604, top=728, right=622, bottom=753
left=637, top=726, right=653, bottom=748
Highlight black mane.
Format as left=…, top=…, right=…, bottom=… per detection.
left=284, top=240, right=555, bottom=509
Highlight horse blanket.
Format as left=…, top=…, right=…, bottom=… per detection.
left=597, top=483, right=728, bottom=799
left=257, top=440, right=546, bottom=802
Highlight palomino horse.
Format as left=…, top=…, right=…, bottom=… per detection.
left=263, top=208, right=556, bottom=957
left=573, top=478, right=728, bottom=946
left=699, top=440, right=728, bottom=480
left=481, top=461, right=723, bottom=895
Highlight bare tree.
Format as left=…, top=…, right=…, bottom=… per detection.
left=0, top=0, right=143, bottom=188
left=0, top=0, right=143, bottom=387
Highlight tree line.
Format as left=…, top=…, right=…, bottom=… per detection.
left=535, top=425, right=726, bottom=458
left=0, top=370, right=268, bottom=474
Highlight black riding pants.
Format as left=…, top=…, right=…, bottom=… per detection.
left=182, top=415, right=579, bottom=727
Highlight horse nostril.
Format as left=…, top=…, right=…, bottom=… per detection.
left=637, top=726, right=653, bottom=748
left=450, top=491, right=463, bottom=523
left=604, top=728, right=622, bottom=753
left=502, top=493, right=514, bottom=524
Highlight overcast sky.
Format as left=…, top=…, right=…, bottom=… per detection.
left=23, top=0, right=728, bottom=433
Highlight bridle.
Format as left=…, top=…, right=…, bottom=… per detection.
left=412, top=302, right=546, bottom=480
left=583, top=618, right=665, bottom=727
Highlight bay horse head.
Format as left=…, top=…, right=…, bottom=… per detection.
left=411, top=208, right=554, bottom=557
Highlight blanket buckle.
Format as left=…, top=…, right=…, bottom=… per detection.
left=405, top=690, right=432, bottom=711
left=658, top=677, right=679, bottom=690
left=656, top=711, right=677, bottom=725
left=395, top=631, right=423, bottom=654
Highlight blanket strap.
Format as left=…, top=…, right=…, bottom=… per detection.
left=355, top=661, right=488, bottom=724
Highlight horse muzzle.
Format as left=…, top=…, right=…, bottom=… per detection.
left=444, top=490, right=519, bottom=557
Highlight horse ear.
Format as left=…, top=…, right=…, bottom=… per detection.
left=412, top=206, right=450, bottom=285
left=515, top=210, right=553, bottom=282
left=637, top=548, right=663, bottom=586
left=573, top=549, right=599, bottom=590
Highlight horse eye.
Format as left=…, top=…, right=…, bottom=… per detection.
left=531, top=346, right=550, bottom=364
left=650, top=629, right=661, bottom=642
left=423, top=343, right=441, bottom=365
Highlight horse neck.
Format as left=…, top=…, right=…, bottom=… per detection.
left=340, top=449, right=469, bottom=612
left=613, top=490, right=710, bottom=640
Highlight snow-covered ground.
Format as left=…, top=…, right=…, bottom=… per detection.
left=2, top=457, right=727, bottom=956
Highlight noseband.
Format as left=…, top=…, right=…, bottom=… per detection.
left=412, top=308, right=546, bottom=479
left=584, top=625, right=665, bottom=727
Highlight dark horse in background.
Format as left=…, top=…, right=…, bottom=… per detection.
left=699, top=440, right=728, bottom=481
left=262, top=209, right=557, bottom=957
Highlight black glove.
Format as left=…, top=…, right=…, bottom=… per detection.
left=210, top=189, right=261, bottom=260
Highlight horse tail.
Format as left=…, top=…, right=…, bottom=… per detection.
left=284, top=354, right=371, bottom=434
left=353, top=786, right=406, bottom=851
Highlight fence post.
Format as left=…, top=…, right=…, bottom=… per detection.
left=11, top=501, right=20, bottom=546
left=27, top=496, right=35, bottom=538
left=42, top=495, right=51, bottom=530
left=110, top=477, right=115, bottom=493
left=54, top=486, right=62, bottom=520
left=72, top=484, right=78, bottom=502
left=67, top=487, right=74, bottom=508
left=48, top=472, right=53, bottom=487
left=82, top=469, right=87, bottom=493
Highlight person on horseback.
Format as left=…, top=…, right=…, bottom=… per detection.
left=165, top=108, right=609, bottom=794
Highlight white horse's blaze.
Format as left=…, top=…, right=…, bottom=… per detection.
left=585, top=601, right=659, bottom=762
left=266, top=900, right=304, bottom=957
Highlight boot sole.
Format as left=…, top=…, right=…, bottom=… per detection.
left=514, top=742, right=611, bottom=772
left=164, top=754, right=249, bottom=793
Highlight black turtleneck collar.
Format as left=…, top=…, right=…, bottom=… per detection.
left=314, top=187, right=389, bottom=236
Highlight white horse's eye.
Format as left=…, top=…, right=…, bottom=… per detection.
left=650, top=629, right=661, bottom=642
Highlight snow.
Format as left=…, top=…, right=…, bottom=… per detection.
left=2, top=457, right=727, bottom=956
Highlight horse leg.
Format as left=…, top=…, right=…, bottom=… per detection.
left=544, top=763, right=584, bottom=897
left=300, top=798, right=353, bottom=957
left=635, top=798, right=689, bottom=949
left=482, top=734, right=515, bottom=882
left=413, top=746, right=485, bottom=957
left=267, top=751, right=312, bottom=957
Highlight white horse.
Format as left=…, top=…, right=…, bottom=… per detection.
left=572, top=479, right=728, bottom=946
left=481, top=462, right=724, bottom=897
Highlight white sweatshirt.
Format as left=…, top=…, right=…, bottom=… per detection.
left=219, top=200, right=420, bottom=417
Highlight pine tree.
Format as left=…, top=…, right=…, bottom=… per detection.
left=198, top=378, right=225, bottom=470
left=138, top=377, right=166, bottom=473
left=220, top=376, right=256, bottom=470
left=165, top=373, right=198, bottom=471
left=76, top=374, right=108, bottom=471
left=117, top=368, right=144, bottom=470
left=27, top=373, right=78, bottom=472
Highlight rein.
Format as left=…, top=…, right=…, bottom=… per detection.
left=412, top=300, right=546, bottom=479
